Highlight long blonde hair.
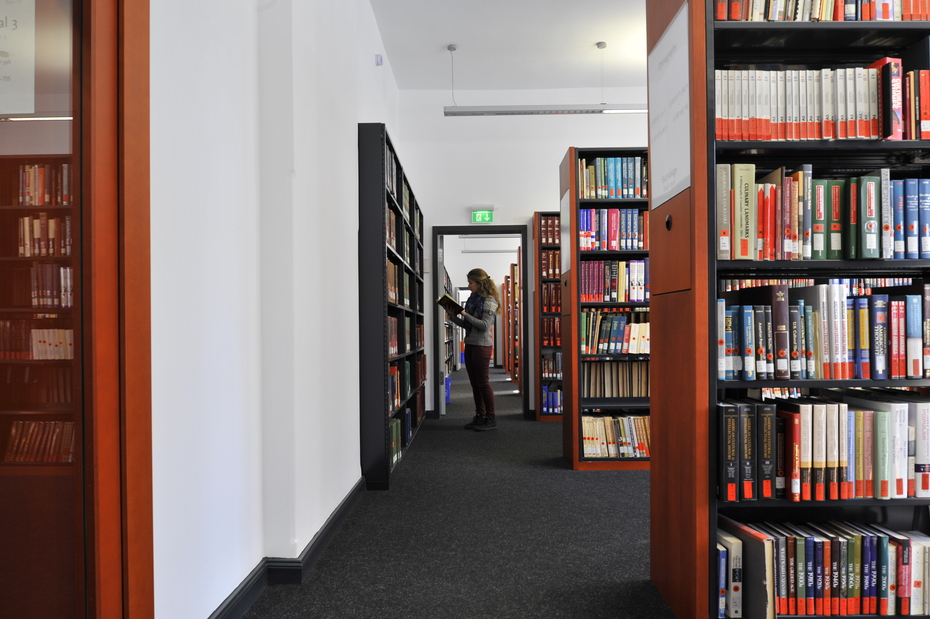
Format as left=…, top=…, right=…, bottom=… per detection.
left=467, top=268, right=502, bottom=315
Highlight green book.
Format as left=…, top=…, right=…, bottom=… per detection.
left=811, top=179, right=828, bottom=259
left=826, top=179, right=846, bottom=260
left=858, top=175, right=881, bottom=259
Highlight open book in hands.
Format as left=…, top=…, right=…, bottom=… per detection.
left=436, top=293, right=465, bottom=315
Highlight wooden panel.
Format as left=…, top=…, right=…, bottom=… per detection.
left=649, top=190, right=693, bottom=295
left=560, top=272, right=577, bottom=463
left=119, top=0, right=154, bottom=616
left=649, top=289, right=710, bottom=619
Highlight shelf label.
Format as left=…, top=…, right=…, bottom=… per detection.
left=647, top=1, right=690, bottom=210
left=471, top=210, right=494, bottom=224
left=0, top=0, right=36, bottom=115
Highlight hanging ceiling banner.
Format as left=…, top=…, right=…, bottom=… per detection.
left=647, top=1, right=691, bottom=210
left=0, top=0, right=36, bottom=115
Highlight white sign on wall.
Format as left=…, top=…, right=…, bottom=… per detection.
left=647, top=1, right=690, bottom=210
left=0, top=0, right=35, bottom=115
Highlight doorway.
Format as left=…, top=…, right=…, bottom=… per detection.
left=431, top=225, right=530, bottom=420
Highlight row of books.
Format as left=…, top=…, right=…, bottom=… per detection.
left=714, top=61, right=930, bottom=142
left=540, top=385, right=563, bottom=415
left=16, top=214, right=73, bottom=257
left=540, top=249, right=561, bottom=279
left=718, top=283, right=929, bottom=382
left=0, top=364, right=72, bottom=406
left=387, top=316, right=423, bottom=357
left=538, top=214, right=560, bottom=246
left=718, top=389, right=930, bottom=504
left=388, top=358, right=424, bottom=413
left=719, top=277, right=911, bottom=294
left=578, top=208, right=649, bottom=252
left=3, top=420, right=76, bottom=463
left=581, top=414, right=651, bottom=458
left=717, top=163, right=930, bottom=262
left=384, top=146, right=399, bottom=203
left=27, top=265, right=74, bottom=308
left=386, top=262, right=416, bottom=309
left=719, top=514, right=930, bottom=619
left=540, top=351, right=562, bottom=379
left=580, top=258, right=650, bottom=303
left=716, top=0, right=930, bottom=22
left=0, top=323, right=74, bottom=360
left=540, top=316, right=562, bottom=347
left=580, top=360, right=650, bottom=398
left=577, top=156, right=648, bottom=200
left=581, top=309, right=651, bottom=355
left=540, top=282, right=562, bottom=313
left=17, top=163, right=72, bottom=206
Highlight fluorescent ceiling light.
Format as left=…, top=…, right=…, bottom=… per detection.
left=1, top=116, right=73, bottom=121
left=443, top=104, right=647, bottom=117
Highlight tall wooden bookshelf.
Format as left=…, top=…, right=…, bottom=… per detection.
left=533, top=211, right=563, bottom=421
left=0, top=3, right=153, bottom=615
left=504, top=256, right=523, bottom=391
left=559, top=147, right=652, bottom=470
left=358, top=123, right=427, bottom=491
left=646, top=3, right=930, bottom=617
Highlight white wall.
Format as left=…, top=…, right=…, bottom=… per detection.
left=151, top=0, right=398, bottom=616
left=396, top=87, right=648, bottom=410
left=150, top=1, right=263, bottom=617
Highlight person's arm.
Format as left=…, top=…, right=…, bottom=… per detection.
left=459, top=299, right=497, bottom=333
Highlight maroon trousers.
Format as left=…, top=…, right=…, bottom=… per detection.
left=463, top=344, right=495, bottom=418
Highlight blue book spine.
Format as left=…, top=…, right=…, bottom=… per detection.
left=607, top=157, right=617, bottom=198
left=731, top=306, right=743, bottom=378
left=906, top=178, right=920, bottom=259
left=622, top=158, right=630, bottom=198
left=855, top=296, right=870, bottom=379
left=870, top=294, right=890, bottom=379
left=541, top=386, right=548, bottom=415
left=741, top=305, right=756, bottom=380
left=893, top=180, right=905, bottom=259
left=620, top=209, right=628, bottom=251
left=921, top=179, right=930, bottom=259
left=717, top=545, right=727, bottom=619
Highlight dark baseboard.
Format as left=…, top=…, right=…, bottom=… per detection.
left=209, top=477, right=366, bottom=619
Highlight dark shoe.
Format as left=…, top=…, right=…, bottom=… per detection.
left=474, top=416, right=497, bottom=431
left=464, top=415, right=483, bottom=430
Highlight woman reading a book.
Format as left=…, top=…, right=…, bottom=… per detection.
left=447, top=268, right=502, bottom=431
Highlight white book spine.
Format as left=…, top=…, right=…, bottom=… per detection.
left=777, top=71, right=787, bottom=141
left=762, top=70, right=772, bottom=140
left=728, top=70, right=737, bottom=141
left=822, top=68, right=835, bottom=140
left=716, top=70, right=723, bottom=139
left=799, top=70, right=809, bottom=140
left=847, top=67, right=859, bottom=138
left=868, top=67, right=879, bottom=139
left=812, top=69, right=823, bottom=139
left=917, top=403, right=930, bottom=498
left=836, top=67, right=847, bottom=139
left=741, top=70, right=750, bottom=140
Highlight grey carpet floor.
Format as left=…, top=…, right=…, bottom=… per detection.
left=242, top=367, right=677, bottom=619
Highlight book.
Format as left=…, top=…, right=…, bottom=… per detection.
left=718, top=528, right=744, bottom=618
left=718, top=515, right=776, bottom=619
left=436, top=293, right=464, bottom=315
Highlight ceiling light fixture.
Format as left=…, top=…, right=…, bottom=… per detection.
left=442, top=42, right=647, bottom=117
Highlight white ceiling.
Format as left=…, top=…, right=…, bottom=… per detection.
left=368, top=0, right=648, bottom=92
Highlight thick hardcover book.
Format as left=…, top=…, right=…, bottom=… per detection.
left=732, top=400, right=757, bottom=501
left=751, top=523, right=788, bottom=615
left=906, top=178, right=920, bottom=259
left=789, top=304, right=802, bottom=379
left=732, top=163, right=757, bottom=260
left=741, top=305, right=756, bottom=381
left=867, top=57, right=904, bottom=140
left=436, top=293, right=464, bottom=315
left=870, top=294, right=890, bottom=380
left=748, top=399, right=777, bottom=499
left=719, top=402, right=740, bottom=502
left=718, top=516, right=775, bottom=619
left=775, top=415, right=787, bottom=499
left=717, top=528, right=744, bottom=618
left=788, top=165, right=813, bottom=259
left=857, top=175, right=881, bottom=259
left=811, top=179, right=828, bottom=260
left=776, top=401, right=808, bottom=501
left=865, top=168, right=893, bottom=259
left=827, top=179, right=846, bottom=260
left=716, top=163, right=732, bottom=260
left=717, top=543, right=728, bottom=619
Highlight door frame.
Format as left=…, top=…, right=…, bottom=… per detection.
left=431, top=225, right=530, bottom=420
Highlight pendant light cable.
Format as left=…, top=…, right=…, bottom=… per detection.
left=448, top=44, right=458, bottom=106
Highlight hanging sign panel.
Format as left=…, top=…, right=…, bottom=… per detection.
left=0, top=0, right=36, bottom=115
left=647, top=1, right=690, bottom=210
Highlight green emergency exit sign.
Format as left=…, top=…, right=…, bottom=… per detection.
left=471, top=210, right=494, bottom=223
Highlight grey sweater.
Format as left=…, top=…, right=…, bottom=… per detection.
left=451, top=296, right=498, bottom=347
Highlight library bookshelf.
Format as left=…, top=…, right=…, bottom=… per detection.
left=533, top=211, right=563, bottom=421
left=559, top=147, right=652, bottom=471
left=646, top=2, right=930, bottom=617
left=358, top=123, right=427, bottom=491
left=503, top=255, right=523, bottom=391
